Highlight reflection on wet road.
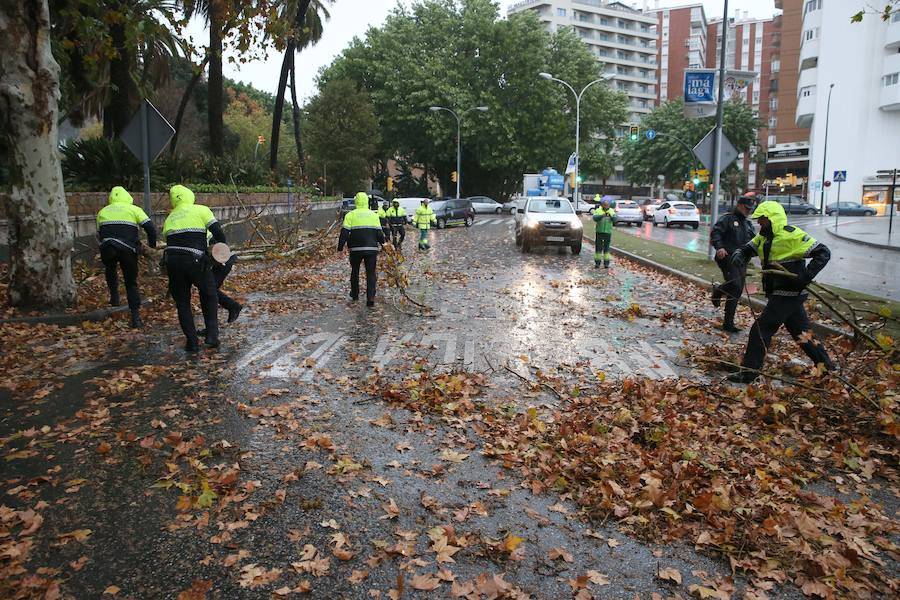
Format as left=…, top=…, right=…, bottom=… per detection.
left=616, top=216, right=899, bottom=300
left=232, top=217, right=716, bottom=389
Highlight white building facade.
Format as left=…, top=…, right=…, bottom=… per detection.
left=507, top=0, right=659, bottom=124
left=797, top=0, right=900, bottom=212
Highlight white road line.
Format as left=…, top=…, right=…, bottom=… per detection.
left=463, top=339, right=475, bottom=371
left=260, top=332, right=340, bottom=380
left=585, top=340, right=633, bottom=377
left=638, top=341, right=677, bottom=379
left=236, top=334, right=299, bottom=370
left=300, top=335, right=346, bottom=382
left=421, top=332, right=458, bottom=364
left=372, top=332, right=415, bottom=368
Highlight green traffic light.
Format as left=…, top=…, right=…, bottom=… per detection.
left=692, top=178, right=700, bottom=185
left=576, top=176, right=583, bottom=183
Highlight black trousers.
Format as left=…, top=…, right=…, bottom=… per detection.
left=166, top=253, right=219, bottom=343
left=101, top=244, right=141, bottom=310
left=715, top=257, right=745, bottom=326
left=212, top=255, right=240, bottom=311
left=349, top=252, right=377, bottom=302
left=390, top=225, right=405, bottom=247
left=742, top=295, right=834, bottom=372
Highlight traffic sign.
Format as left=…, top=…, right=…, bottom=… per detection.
left=833, top=170, right=847, bottom=182
left=824, top=180, right=832, bottom=188
left=120, top=99, right=175, bottom=213
left=645, top=129, right=657, bottom=140
left=692, top=128, right=739, bottom=175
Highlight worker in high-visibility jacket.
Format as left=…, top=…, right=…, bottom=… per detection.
left=728, top=200, right=834, bottom=383
left=378, top=199, right=391, bottom=242
left=161, top=185, right=225, bottom=352
left=592, top=196, right=616, bottom=268
left=386, top=199, right=407, bottom=250
left=414, top=199, right=437, bottom=251
left=96, top=186, right=157, bottom=328
left=338, top=192, right=386, bottom=306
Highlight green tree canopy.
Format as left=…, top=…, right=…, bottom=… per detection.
left=620, top=98, right=760, bottom=186
left=318, top=0, right=627, bottom=199
left=304, top=79, right=379, bottom=195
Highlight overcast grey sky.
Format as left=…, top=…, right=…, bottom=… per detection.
left=192, top=0, right=776, bottom=103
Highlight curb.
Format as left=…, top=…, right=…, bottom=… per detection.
left=825, top=226, right=900, bottom=252
left=0, top=302, right=148, bottom=327
left=582, top=233, right=850, bottom=340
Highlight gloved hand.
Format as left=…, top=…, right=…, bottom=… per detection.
left=730, top=252, right=745, bottom=269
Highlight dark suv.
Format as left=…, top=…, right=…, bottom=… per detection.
left=433, top=198, right=475, bottom=228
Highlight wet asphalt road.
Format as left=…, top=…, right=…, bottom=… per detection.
left=3, top=217, right=803, bottom=599
left=617, top=215, right=900, bottom=300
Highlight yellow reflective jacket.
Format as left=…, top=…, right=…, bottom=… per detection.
left=162, top=185, right=220, bottom=255
left=736, top=201, right=830, bottom=297
left=339, top=192, right=385, bottom=252
left=97, top=186, right=156, bottom=251
left=593, top=207, right=616, bottom=234
left=414, top=205, right=436, bottom=230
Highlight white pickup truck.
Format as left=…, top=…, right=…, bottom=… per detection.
left=514, top=196, right=583, bottom=254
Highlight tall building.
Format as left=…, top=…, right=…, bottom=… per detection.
left=767, top=0, right=810, bottom=185
left=794, top=0, right=900, bottom=212
left=507, top=1, right=659, bottom=124
left=706, top=12, right=779, bottom=189
left=647, top=2, right=707, bottom=103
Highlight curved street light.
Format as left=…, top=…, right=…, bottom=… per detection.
left=429, top=105, right=489, bottom=199
left=539, top=72, right=614, bottom=211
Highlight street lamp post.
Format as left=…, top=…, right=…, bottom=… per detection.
left=429, top=105, right=489, bottom=199
left=819, top=83, right=835, bottom=213
left=539, top=72, right=614, bottom=212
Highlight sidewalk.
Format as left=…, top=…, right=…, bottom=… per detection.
left=826, top=214, right=900, bottom=251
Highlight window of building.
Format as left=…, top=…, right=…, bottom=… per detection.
left=600, top=18, right=609, bottom=26
left=768, top=115, right=777, bottom=127
left=804, top=27, right=820, bottom=42
left=753, top=89, right=760, bottom=103
left=771, top=59, right=781, bottom=72
left=885, top=73, right=900, bottom=86
left=768, top=134, right=777, bottom=147
left=557, top=8, right=566, bottom=17
left=800, top=86, right=814, bottom=97
left=769, top=97, right=778, bottom=110
left=805, top=0, right=822, bottom=14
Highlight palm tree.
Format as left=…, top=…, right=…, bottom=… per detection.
left=52, top=0, right=185, bottom=136
left=269, top=0, right=332, bottom=172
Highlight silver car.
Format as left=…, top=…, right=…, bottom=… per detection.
left=613, top=200, right=644, bottom=226
left=467, top=196, right=504, bottom=214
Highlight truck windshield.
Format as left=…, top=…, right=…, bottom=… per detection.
left=528, top=199, right=572, bottom=214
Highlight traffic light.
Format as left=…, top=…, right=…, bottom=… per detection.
left=692, top=176, right=701, bottom=186
left=386, top=177, right=393, bottom=192
left=629, top=126, right=639, bottom=141
left=450, top=171, right=458, bottom=183
left=576, top=175, right=583, bottom=183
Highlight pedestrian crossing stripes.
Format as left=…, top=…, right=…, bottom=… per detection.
left=471, top=217, right=513, bottom=226
left=237, top=331, right=682, bottom=382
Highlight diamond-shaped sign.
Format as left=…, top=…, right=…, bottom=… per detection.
left=120, top=100, right=175, bottom=163
left=692, top=127, right=739, bottom=176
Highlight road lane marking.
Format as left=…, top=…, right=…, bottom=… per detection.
left=372, top=332, right=415, bottom=368
left=300, top=334, right=346, bottom=381
left=636, top=341, right=677, bottom=379
left=421, top=332, right=457, bottom=364
left=237, top=333, right=299, bottom=370
left=260, top=332, right=342, bottom=379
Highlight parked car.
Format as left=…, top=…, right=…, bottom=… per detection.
left=642, top=199, right=662, bottom=221
left=467, top=196, right=503, bottom=214
left=341, top=194, right=386, bottom=216
left=613, top=200, right=643, bottom=226
left=825, top=201, right=876, bottom=216
left=514, top=197, right=583, bottom=254
left=653, top=200, right=700, bottom=228
left=433, top=198, right=475, bottom=228
left=767, top=195, right=818, bottom=215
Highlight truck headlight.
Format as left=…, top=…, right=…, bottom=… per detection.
left=572, top=220, right=583, bottom=229
left=525, top=219, right=538, bottom=229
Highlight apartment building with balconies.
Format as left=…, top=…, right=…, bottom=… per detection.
left=507, top=0, right=659, bottom=124
left=646, top=2, right=707, bottom=104
left=706, top=12, right=779, bottom=188
left=795, top=0, right=900, bottom=211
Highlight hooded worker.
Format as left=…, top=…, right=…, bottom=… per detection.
left=414, top=198, right=437, bottom=251
left=96, top=187, right=158, bottom=327
left=386, top=199, right=407, bottom=250
left=728, top=200, right=834, bottom=383
left=161, top=185, right=226, bottom=351
left=592, top=197, right=616, bottom=268
left=338, top=192, right=386, bottom=306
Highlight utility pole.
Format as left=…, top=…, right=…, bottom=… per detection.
left=708, top=0, right=729, bottom=260
left=819, top=84, right=835, bottom=213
